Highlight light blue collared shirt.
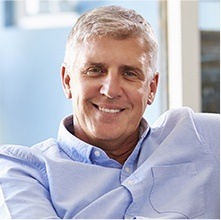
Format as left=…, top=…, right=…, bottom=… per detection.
left=0, top=107, right=219, bottom=219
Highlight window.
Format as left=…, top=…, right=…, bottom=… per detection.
left=4, top=0, right=80, bottom=28
left=199, top=0, right=220, bottom=113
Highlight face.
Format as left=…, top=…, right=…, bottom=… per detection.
left=62, top=36, right=158, bottom=148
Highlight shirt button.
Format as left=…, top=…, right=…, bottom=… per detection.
left=94, top=150, right=101, bottom=157
left=125, top=167, right=131, bottom=174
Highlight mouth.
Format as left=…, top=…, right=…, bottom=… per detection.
left=93, top=104, right=124, bottom=114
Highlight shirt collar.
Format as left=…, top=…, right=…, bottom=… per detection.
left=57, top=115, right=150, bottom=167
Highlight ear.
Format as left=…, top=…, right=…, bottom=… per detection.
left=61, top=63, right=72, bottom=99
left=147, top=72, right=159, bottom=105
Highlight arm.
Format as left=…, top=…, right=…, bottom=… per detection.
left=0, top=146, right=60, bottom=219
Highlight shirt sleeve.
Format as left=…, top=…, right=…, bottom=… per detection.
left=193, top=112, right=220, bottom=165
left=0, top=146, right=60, bottom=219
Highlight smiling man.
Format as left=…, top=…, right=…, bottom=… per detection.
left=0, top=5, right=219, bottom=219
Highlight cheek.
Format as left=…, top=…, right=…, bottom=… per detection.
left=136, top=81, right=150, bottom=98
left=69, top=78, right=84, bottom=110
left=71, top=79, right=98, bottom=103
left=136, top=86, right=150, bottom=109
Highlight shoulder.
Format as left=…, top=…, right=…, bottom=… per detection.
left=151, top=107, right=220, bottom=148
left=152, top=107, right=219, bottom=130
left=151, top=107, right=220, bottom=164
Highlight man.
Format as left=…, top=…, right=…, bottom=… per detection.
left=0, top=5, right=219, bottom=219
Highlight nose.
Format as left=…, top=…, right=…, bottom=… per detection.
left=100, top=74, right=123, bottom=99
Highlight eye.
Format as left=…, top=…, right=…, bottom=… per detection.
left=122, top=71, right=138, bottom=79
left=86, top=67, right=105, bottom=76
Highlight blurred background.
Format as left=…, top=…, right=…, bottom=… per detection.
left=0, top=0, right=220, bottom=146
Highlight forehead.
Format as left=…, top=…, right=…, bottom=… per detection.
left=80, top=36, right=148, bottom=51
left=73, top=36, right=149, bottom=67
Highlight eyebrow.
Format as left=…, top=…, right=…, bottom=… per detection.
left=83, top=62, right=107, bottom=68
left=85, top=62, right=142, bottom=70
left=120, top=65, right=142, bottom=71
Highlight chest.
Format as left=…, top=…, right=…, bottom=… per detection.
left=44, top=149, right=208, bottom=219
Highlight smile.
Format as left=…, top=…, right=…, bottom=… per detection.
left=98, top=107, right=121, bottom=113
left=93, top=104, right=124, bottom=114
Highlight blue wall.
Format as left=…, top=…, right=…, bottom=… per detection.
left=0, top=1, right=160, bottom=146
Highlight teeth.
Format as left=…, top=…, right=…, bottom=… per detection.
left=98, top=107, right=121, bottom=113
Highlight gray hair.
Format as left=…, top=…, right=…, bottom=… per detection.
left=64, top=5, right=158, bottom=73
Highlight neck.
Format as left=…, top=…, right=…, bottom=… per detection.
left=73, top=126, right=139, bottom=165
left=104, top=136, right=138, bottom=164
left=92, top=133, right=139, bottom=164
